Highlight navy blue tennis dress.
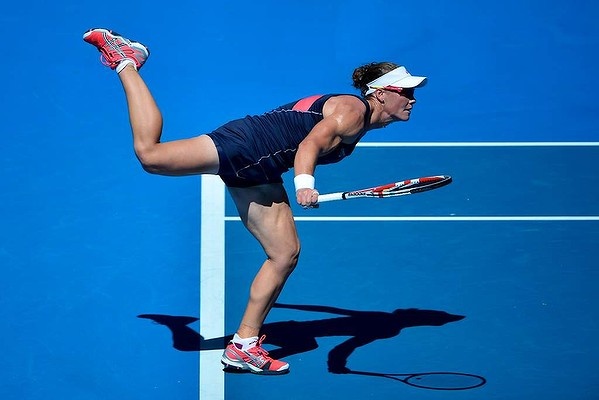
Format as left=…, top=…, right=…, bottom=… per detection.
left=207, top=94, right=371, bottom=187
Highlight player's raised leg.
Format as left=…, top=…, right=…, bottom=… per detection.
left=83, top=28, right=219, bottom=176
left=117, top=67, right=220, bottom=176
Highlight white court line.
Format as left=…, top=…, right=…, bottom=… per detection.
left=199, top=176, right=225, bottom=400
left=357, top=142, right=599, bottom=147
left=224, top=216, right=599, bottom=222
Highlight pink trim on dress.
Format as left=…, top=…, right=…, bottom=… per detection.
left=292, top=95, right=323, bottom=111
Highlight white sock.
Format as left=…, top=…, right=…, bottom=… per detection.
left=232, top=333, right=259, bottom=350
left=116, top=59, right=136, bottom=74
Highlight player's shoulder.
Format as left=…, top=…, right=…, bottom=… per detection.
left=323, top=94, right=367, bottom=118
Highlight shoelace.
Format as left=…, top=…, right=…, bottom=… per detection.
left=98, top=37, right=129, bottom=67
left=248, top=335, right=271, bottom=357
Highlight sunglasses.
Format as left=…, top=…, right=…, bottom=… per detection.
left=382, top=86, right=415, bottom=98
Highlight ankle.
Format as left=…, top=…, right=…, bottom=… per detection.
left=237, top=323, right=259, bottom=339
left=116, top=59, right=137, bottom=74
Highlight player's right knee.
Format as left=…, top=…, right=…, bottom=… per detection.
left=273, top=243, right=301, bottom=274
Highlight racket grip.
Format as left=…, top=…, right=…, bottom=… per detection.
left=317, top=192, right=344, bottom=203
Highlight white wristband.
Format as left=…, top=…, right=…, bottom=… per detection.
left=294, top=174, right=315, bottom=191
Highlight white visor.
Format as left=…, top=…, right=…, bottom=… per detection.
left=365, top=66, right=427, bottom=95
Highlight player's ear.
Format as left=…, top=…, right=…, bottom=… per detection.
left=374, top=89, right=385, bottom=104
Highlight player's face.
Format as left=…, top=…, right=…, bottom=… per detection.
left=384, top=87, right=416, bottom=121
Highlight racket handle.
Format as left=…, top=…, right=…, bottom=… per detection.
left=317, top=192, right=344, bottom=203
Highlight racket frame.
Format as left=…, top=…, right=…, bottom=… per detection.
left=317, top=175, right=452, bottom=203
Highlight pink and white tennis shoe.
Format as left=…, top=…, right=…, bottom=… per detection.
left=221, top=335, right=290, bottom=375
left=83, top=28, right=149, bottom=73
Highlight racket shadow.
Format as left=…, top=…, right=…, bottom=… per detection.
left=138, top=303, right=469, bottom=376
left=347, top=369, right=487, bottom=390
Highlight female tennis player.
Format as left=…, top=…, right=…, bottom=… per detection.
left=83, top=28, right=427, bottom=375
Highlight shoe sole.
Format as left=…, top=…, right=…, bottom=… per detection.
left=221, top=358, right=290, bottom=375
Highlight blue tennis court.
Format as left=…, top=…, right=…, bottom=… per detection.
left=1, top=1, right=598, bottom=399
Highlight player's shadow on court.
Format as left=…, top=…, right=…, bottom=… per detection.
left=138, top=303, right=465, bottom=373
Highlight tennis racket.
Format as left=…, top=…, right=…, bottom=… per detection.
left=317, top=175, right=452, bottom=203
left=349, top=370, right=486, bottom=390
